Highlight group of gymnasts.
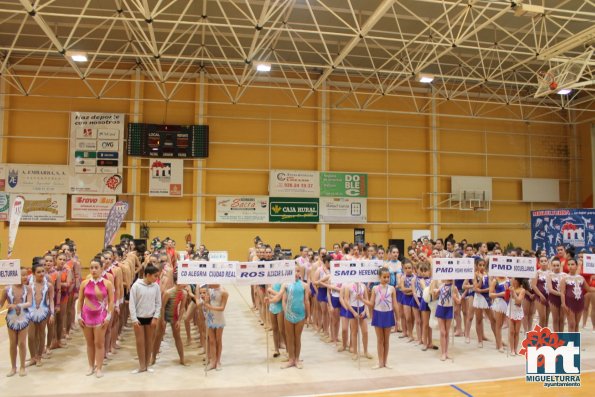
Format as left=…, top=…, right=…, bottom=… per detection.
left=250, top=237, right=594, bottom=367
left=2, top=235, right=594, bottom=377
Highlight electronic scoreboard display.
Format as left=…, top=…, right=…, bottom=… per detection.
left=127, top=124, right=209, bottom=158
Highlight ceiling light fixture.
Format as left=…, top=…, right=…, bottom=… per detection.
left=416, top=73, right=434, bottom=83
left=255, top=62, right=271, bottom=72
left=557, top=88, right=571, bottom=95
left=66, top=51, right=88, bottom=62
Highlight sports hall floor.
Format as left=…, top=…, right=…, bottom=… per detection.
left=1, top=286, right=593, bottom=397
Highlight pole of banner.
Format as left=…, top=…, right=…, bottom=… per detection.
left=266, top=325, right=270, bottom=374
left=507, top=293, right=512, bottom=358
left=357, top=282, right=361, bottom=371
left=204, top=285, right=209, bottom=377
left=450, top=284, right=455, bottom=363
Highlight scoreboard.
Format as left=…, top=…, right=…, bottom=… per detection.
left=127, top=124, right=209, bottom=158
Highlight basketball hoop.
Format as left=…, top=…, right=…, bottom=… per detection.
left=538, top=71, right=558, bottom=92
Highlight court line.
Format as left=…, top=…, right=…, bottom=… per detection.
left=286, top=369, right=595, bottom=397
left=450, top=384, right=474, bottom=397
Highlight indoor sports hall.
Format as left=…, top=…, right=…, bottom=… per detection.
left=0, top=1, right=593, bottom=397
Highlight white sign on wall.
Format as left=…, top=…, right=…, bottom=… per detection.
left=149, top=159, right=184, bottom=197
left=268, top=170, right=319, bottom=197
left=3, top=164, right=70, bottom=194
left=216, top=196, right=269, bottom=223
left=69, top=112, right=125, bottom=194
left=71, top=195, right=117, bottom=220
left=10, top=194, right=67, bottom=222
left=320, top=197, right=367, bottom=223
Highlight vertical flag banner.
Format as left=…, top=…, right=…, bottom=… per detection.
left=103, top=201, right=129, bottom=248
left=8, top=196, right=25, bottom=258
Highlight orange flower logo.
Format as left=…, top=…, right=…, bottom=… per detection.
left=520, top=325, right=566, bottom=367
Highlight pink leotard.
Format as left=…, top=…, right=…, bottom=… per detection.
left=81, top=278, right=108, bottom=327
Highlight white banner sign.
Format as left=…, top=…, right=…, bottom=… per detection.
left=432, top=257, right=475, bottom=280
left=488, top=256, right=537, bottom=278
left=69, top=112, right=125, bottom=194
left=269, top=170, right=319, bottom=197
left=71, top=195, right=117, bottom=220
left=413, top=230, right=432, bottom=241
left=3, top=164, right=70, bottom=194
left=330, top=260, right=384, bottom=283
left=149, top=159, right=184, bottom=197
left=320, top=197, right=367, bottom=223
left=177, top=261, right=237, bottom=284
left=583, top=254, right=595, bottom=275
left=235, top=261, right=295, bottom=285
left=216, top=196, right=269, bottom=223
left=10, top=194, right=67, bottom=222
left=209, top=251, right=229, bottom=262
left=0, top=259, right=21, bottom=285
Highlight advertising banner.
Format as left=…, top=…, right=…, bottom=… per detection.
left=0, top=192, right=9, bottom=221
left=216, top=196, right=269, bottom=223
left=177, top=261, right=237, bottom=284
left=0, top=260, right=21, bottom=285
left=10, top=194, right=66, bottom=223
left=269, top=170, right=319, bottom=197
left=4, top=164, right=69, bottom=194
left=320, top=172, right=367, bottom=197
left=103, top=201, right=129, bottom=248
left=269, top=197, right=319, bottom=223
left=149, top=159, right=184, bottom=197
left=320, top=197, right=366, bottom=223
left=330, top=260, right=384, bottom=283
left=71, top=195, right=117, bottom=220
left=432, top=257, right=475, bottom=280
left=531, top=209, right=595, bottom=256
left=70, top=112, right=125, bottom=194
left=235, top=261, right=295, bottom=285
left=488, top=256, right=537, bottom=278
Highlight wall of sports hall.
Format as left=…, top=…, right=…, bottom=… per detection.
left=0, top=68, right=593, bottom=266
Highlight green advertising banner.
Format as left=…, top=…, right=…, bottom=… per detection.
left=320, top=172, right=367, bottom=197
left=269, top=197, right=319, bottom=222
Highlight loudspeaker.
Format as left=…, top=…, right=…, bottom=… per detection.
left=388, top=239, right=405, bottom=260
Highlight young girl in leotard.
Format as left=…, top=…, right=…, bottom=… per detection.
left=431, top=278, right=461, bottom=361
left=471, top=258, right=495, bottom=348
left=160, top=273, right=188, bottom=365
left=399, top=260, right=416, bottom=343
left=386, top=246, right=402, bottom=334
left=490, top=275, right=509, bottom=353
left=1, top=266, right=32, bottom=377
left=27, top=262, right=55, bottom=367
left=507, top=278, right=527, bottom=356
left=314, top=254, right=331, bottom=341
left=78, top=257, right=114, bottom=378
left=531, top=256, right=550, bottom=328
left=281, top=265, right=309, bottom=369
left=416, top=263, right=435, bottom=351
left=546, top=257, right=566, bottom=332
left=204, top=283, right=228, bottom=371
left=561, top=258, right=593, bottom=332
left=366, top=267, right=397, bottom=369
left=345, top=281, right=372, bottom=360
left=320, top=264, right=341, bottom=347
left=266, top=282, right=286, bottom=358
